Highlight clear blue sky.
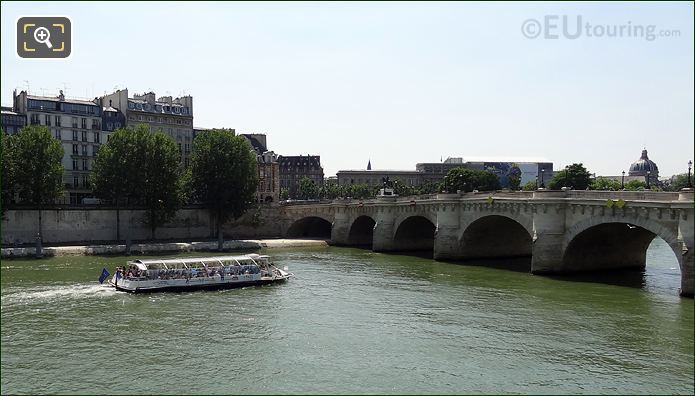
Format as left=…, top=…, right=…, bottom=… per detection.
left=2, top=1, right=693, bottom=177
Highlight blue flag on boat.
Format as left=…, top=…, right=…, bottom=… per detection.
left=98, top=268, right=110, bottom=284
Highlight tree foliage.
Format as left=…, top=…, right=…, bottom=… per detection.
left=548, top=163, right=591, bottom=190
left=297, top=177, right=319, bottom=200
left=668, top=173, right=694, bottom=191
left=1, top=132, right=16, bottom=216
left=624, top=179, right=647, bottom=191
left=92, top=125, right=186, bottom=238
left=190, top=129, right=258, bottom=237
left=12, top=126, right=64, bottom=206
left=508, top=163, right=522, bottom=190
left=590, top=177, right=622, bottom=191
left=444, top=168, right=501, bottom=193
left=522, top=180, right=537, bottom=191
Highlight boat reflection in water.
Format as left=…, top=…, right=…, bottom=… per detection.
left=108, top=254, right=293, bottom=293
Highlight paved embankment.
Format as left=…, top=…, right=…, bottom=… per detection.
left=1, top=239, right=329, bottom=258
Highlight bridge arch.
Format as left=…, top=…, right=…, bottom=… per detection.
left=458, top=215, right=533, bottom=259
left=348, top=215, right=376, bottom=247
left=562, top=217, right=681, bottom=273
left=286, top=216, right=332, bottom=238
left=393, top=215, right=436, bottom=254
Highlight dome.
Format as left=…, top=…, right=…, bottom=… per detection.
left=628, top=149, right=659, bottom=177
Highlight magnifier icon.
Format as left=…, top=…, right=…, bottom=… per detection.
left=33, top=27, right=53, bottom=49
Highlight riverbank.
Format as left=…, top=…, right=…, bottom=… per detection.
left=0, top=238, right=329, bottom=258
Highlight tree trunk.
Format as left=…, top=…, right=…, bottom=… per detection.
left=125, top=209, right=132, bottom=256
left=35, top=207, right=43, bottom=258
left=116, top=200, right=120, bottom=242
left=217, top=207, right=223, bottom=251
left=150, top=209, right=155, bottom=241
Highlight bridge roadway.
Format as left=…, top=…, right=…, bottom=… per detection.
left=279, top=189, right=695, bottom=296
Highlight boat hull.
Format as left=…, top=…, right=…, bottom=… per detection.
left=112, top=277, right=289, bottom=294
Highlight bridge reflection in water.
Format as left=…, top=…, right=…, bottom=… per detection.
left=280, top=190, right=694, bottom=296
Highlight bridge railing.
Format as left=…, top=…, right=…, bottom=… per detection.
left=564, top=190, right=680, bottom=201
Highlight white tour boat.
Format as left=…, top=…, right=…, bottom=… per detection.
left=107, top=254, right=293, bottom=293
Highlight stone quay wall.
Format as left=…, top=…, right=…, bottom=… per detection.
left=1, top=206, right=284, bottom=246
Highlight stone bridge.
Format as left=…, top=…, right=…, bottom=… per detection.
left=278, top=190, right=695, bottom=296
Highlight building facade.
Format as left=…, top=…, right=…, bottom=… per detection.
left=278, top=155, right=324, bottom=199
left=13, top=90, right=111, bottom=204
left=101, top=89, right=193, bottom=167
left=416, top=157, right=554, bottom=188
left=336, top=169, right=424, bottom=187
left=241, top=134, right=280, bottom=204
left=1, top=106, right=26, bottom=134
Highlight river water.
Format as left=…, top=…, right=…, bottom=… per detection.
left=1, top=238, right=693, bottom=394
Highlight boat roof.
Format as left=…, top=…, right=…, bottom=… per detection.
left=127, top=254, right=270, bottom=270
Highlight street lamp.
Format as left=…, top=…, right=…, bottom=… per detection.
left=646, top=170, right=651, bottom=189
left=535, top=175, right=538, bottom=190
left=540, top=168, right=545, bottom=188
left=688, top=160, right=693, bottom=188
left=443, top=176, right=448, bottom=193
left=621, top=170, right=625, bottom=189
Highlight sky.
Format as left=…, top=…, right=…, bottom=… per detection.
left=1, top=1, right=693, bottom=177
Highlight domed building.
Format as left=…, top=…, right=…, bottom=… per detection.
left=629, top=149, right=659, bottom=185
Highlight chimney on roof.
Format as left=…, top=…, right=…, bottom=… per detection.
left=59, top=90, right=65, bottom=101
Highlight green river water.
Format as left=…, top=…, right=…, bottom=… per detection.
left=1, top=238, right=693, bottom=394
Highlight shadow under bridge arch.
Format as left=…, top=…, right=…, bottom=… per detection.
left=286, top=216, right=332, bottom=238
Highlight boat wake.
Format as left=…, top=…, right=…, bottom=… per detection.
left=1, top=283, right=117, bottom=308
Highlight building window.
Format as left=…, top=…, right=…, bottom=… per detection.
left=45, top=115, right=51, bottom=126
left=114, top=122, right=121, bottom=128
left=81, top=118, right=87, bottom=129
left=107, top=122, right=113, bottom=130
left=30, top=114, right=40, bottom=125
left=93, top=145, right=100, bottom=157
left=72, top=144, right=78, bottom=154
left=82, top=131, right=87, bottom=142
left=82, top=159, right=88, bottom=170
left=138, top=115, right=143, bottom=121
left=72, top=159, right=78, bottom=170
left=72, top=117, right=78, bottom=128
left=92, top=119, right=101, bottom=130
left=94, top=132, right=100, bottom=143
left=82, top=175, right=88, bottom=188
left=73, top=176, right=79, bottom=188
left=55, top=129, right=61, bottom=140
left=72, top=130, right=78, bottom=141
left=82, top=145, right=87, bottom=156
left=55, top=115, right=61, bottom=126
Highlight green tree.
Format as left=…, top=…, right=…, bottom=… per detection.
left=1, top=132, right=16, bottom=217
left=624, top=179, right=647, bottom=191
left=548, top=163, right=591, bottom=190
left=522, top=180, right=537, bottom=191
left=12, top=126, right=64, bottom=246
left=416, top=181, right=441, bottom=195
left=392, top=180, right=416, bottom=197
left=297, top=177, right=319, bottom=200
left=191, top=129, right=258, bottom=250
left=668, top=173, right=694, bottom=191
left=508, top=163, right=522, bottom=190
left=280, top=188, right=290, bottom=200
left=141, top=131, right=187, bottom=239
left=590, top=177, right=622, bottom=191
left=91, top=127, right=140, bottom=242
left=444, top=168, right=501, bottom=193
